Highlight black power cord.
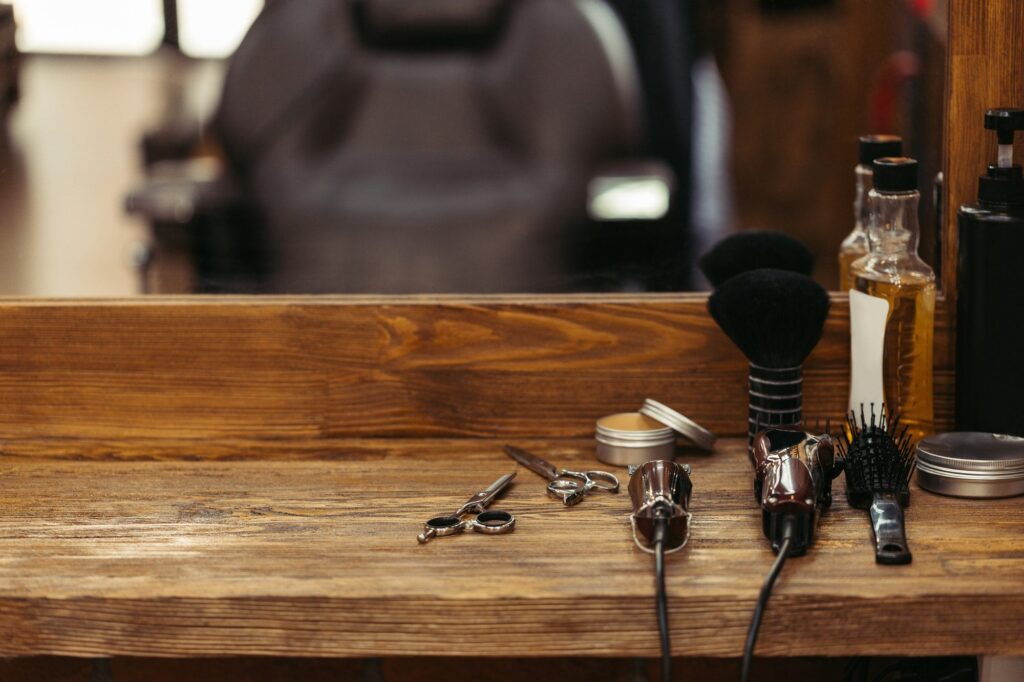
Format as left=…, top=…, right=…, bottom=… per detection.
left=652, top=508, right=671, bottom=682
left=741, top=531, right=794, bottom=682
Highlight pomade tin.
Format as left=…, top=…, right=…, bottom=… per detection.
left=916, top=432, right=1024, bottom=498
left=595, top=399, right=716, bottom=466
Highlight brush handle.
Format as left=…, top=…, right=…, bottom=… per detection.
left=869, top=492, right=912, bottom=565
left=748, top=364, right=803, bottom=442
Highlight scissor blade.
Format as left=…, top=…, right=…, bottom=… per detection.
left=504, top=445, right=559, bottom=482
left=482, top=472, right=517, bottom=497
left=462, top=471, right=517, bottom=511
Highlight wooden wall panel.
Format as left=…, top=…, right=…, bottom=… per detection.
left=0, top=295, right=953, bottom=448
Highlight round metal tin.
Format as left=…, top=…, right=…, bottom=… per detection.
left=916, top=432, right=1024, bottom=498
left=594, top=400, right=717, bottom=466
left=639, top=399, right=717, bottom=451
left=595, top=412, right=675, bottom=466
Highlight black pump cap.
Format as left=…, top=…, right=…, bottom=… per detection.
left=979, top=165, right=1024, bottom=208
left=984, top=108, right=1024, bottom=145
left=858, top=134, right=902, bottom=166
left=873, top=157, right=918, bottom=193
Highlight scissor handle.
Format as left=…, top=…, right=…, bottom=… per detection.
left=580, top=469, right=620, bottom=492
left=418, top=508, right=517, bottom=543
left=468, top=510, right=516, bottom=535
left=547, top=478, right=588, bottom=506
left=418, top=515, right=468, bottom=544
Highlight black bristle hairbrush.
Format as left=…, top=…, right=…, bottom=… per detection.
left=707, top=269, right=830, bottom=443
left=839, top=404, right=916, bottom=565
left=698, top=230, right=814, bottom=288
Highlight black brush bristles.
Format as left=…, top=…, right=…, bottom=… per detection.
left=839, top=403, right=916, bottom=509
left=699, top=231, right=814, bottom=288
left=707, top=269, right=830, bottom=441
left=707, top=269, right=830, bottom=369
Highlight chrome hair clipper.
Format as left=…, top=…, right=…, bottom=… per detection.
left=742, top=428, right=840, bottom=682
left=627, top=460, right=693, bottom=553
left=750, top=426, right=840, bottom=556
left=627, top=460, right=693, bottom=682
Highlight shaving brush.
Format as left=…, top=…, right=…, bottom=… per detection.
left=699, top=231, right=814, bottom=288
left=708, top=269, right=830, bottom=443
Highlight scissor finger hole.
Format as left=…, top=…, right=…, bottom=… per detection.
left=476, top=510, right=513, bottom=527
left=473, top=510, right=515, bottom=533
left=426, top=516, right=463, bottom=533
left=589, top=473, right=620, bottom=491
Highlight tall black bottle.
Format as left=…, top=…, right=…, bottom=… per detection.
left=956, top=108, right=1024, bottom=436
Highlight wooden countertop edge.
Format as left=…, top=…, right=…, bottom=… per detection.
left=0, top=592, right=1019, bottom=658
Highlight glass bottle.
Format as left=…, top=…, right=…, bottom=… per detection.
left=839, top=135, right=902, bottom=290
left=851, top=157, right=935, bottom=442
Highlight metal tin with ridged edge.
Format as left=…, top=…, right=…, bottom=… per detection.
left=595, top=399, right=717, bottom=467
left=640, top=399, right=717, bottom=452
left=916, top=432, right=1024, bottom=498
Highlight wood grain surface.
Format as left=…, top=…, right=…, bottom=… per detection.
left=0, top=438, right=1018, bottom=658
left=944, top=0, right=1024, bottom=303
left=0, top=295, right=954, bottom=445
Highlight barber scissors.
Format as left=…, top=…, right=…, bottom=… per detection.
left=504, top=445, right=620, bottom=505
left=417, top=472, right=517, bottom=544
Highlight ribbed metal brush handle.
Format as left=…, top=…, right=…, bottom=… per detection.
left=748, top=363, right=803, bottom=442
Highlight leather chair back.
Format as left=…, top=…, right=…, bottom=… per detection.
left=213, top=0, right=644, bottom=293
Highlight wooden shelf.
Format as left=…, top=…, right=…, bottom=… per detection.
left=0, top=437, right=1021, bottom=658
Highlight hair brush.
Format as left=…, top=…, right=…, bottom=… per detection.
left=698, top=230, right=814, bottom=288
left=707, top=269, right=831, bottom=444
left=839, top=404, right=916, bottom=565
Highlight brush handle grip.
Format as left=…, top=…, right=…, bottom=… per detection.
left=748, top=364, right=803, bottom=442
left=869, top=493, right=912, bottom=565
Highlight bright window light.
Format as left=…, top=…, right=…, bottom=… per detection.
left=588, top=176, right=672, bottom=221
left=178, top=0, right=261, bottom=58
left=10, top=0, right=164, bottom=55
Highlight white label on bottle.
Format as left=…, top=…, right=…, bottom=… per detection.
left=849, top=288, right=889, bottom=416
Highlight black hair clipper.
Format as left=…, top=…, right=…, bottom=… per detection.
left=750, top=426, right=840, bottom=556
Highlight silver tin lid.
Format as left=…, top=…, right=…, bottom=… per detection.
left=639, top=399, right=717, bottom=451
left=916, top=432, right=1024, bottom=498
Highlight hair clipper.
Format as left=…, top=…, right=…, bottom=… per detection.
left=750, top=426, right=840, bottom=556
left=628, top=460, right=693, bottom=553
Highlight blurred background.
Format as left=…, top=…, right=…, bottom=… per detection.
left=0, top=0, right=946, bottom=296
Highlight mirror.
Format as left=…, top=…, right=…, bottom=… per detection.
left=0, top=0, right=947, bottom=296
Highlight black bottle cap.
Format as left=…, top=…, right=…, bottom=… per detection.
left=979, top=165, right=1024, bottom=208
left=984, top=108, right=1024, bottom=145
left=858, top=134, right=902, bottom=166
left=873, top=157, right=918, bottom=193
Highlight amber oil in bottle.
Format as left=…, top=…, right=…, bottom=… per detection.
left=839, top=135, right=902, bottom=289
left=851, top=157, right=935, bottom=442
